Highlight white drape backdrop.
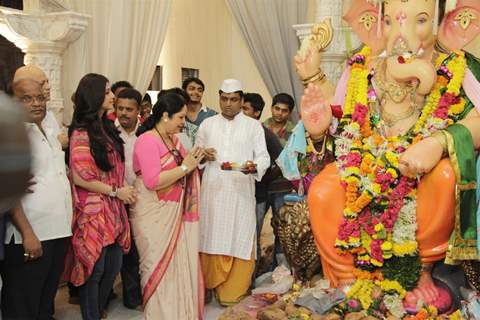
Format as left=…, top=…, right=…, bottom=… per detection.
left=225, top=0, right=308, bottom=118
left=60, top=0, right=171, bottom=123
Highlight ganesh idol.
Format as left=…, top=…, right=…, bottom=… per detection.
left=293, top=0, right=480, bottom=315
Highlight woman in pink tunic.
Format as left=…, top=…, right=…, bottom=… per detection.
left=63, top=73, right=137, bottom=320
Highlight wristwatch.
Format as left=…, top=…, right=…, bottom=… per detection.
left=109, top=185, right=117, bottom=197
left=180, top=164, right=189, bottom=174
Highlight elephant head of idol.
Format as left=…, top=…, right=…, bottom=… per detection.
left=344, top=0, right=480, bottom=95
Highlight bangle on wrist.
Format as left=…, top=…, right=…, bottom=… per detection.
left=180, top=164, right=189, bottom=174
left=108, top=185, right=117, bottom=197
left=432, top=130, right=447, bottom=155
left=301, top=69, right=321, bottom=82
left=302, top=70, right=326, bottom=86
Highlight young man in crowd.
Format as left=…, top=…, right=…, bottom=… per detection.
left=263, top=93, right=296, bottom=146
left=114, top=88, right=143, bottom=310
left=115, top=88, right=142, bottom=189
left=242, top=93, right=283, bottom=276
left=107, top=80, right=133, bottom=121
left=196, top=79, right=270, bottom=306
left=1, top=72, right=73, bottom=320
left=182, top=77, right=216, bottom=145
left=261, top=93, right=296, bottom=268
left=112, top=80, right=134, bottom=97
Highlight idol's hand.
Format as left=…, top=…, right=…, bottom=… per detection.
left=294, top=47, right=322, bottom=81
left=301, top=83, right=332, bottom=140
left=398, top=137, right=443, bottom=178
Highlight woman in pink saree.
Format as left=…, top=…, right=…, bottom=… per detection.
left=131, top=92, right=205, bottom=319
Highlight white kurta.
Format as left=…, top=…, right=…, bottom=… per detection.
left=195, top=113, right=270, bottom=260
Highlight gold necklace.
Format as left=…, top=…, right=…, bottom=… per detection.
left=306, top=133, right=326, bottom=157
left=380, top=100, right=418, bottom=127
left=374, top=59, right=416, bottom=104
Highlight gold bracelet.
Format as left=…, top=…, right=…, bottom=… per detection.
left=301, top=70, right=326, bottom=86
left=432, top=130, right=447, bottom=155
left=301, top=69, right=321, bottom=82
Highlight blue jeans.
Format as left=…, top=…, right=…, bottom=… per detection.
left=79, top=243, right=123, bottom=320
left=255, top=192, right=288, bottom=272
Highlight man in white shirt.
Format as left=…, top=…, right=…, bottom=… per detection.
left=114, top=88, right=143, bottom=310
left=13, top=65, right=69, bottom=149
left=115, top=88, right=142, bottom=187
left=1, top=74, right=73, bottom=320
left=196, top=79, right=270, bottom=306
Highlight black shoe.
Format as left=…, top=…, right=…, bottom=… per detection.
left=205, top=289, right=213, bottom=304
left=108, top=290, right=118, bottom=301
left=123, top=303, right=142, bottom=310
left=68, top=296, right=80, bottom=305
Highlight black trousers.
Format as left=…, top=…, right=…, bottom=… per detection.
left=120, top=228, right=142, bottom=309
left=1, top=237, right=68, bottom=320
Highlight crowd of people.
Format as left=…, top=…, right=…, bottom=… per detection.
left=0, top=64, right=299, bottom=320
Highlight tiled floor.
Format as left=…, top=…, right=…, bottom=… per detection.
left=32, top=212, right=274, bottom=320
left=54, top=283, right=226, bottom=320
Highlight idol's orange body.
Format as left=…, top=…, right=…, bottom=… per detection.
left=308, top=159, right=455, bottom=287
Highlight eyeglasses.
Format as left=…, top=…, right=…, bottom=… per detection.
left=19, top=95, right=46, bottom=105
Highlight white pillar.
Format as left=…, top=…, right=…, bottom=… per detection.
left=293, top=0, right=361, bottom=84
left=0, top=5, right=88, bottom=124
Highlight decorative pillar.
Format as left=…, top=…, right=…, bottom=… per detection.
left=0, top=3, right=88, bottom=124
left=293, top=0, right=361, bottom=84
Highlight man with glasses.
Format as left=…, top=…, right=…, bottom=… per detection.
left=196, top=79, right=270, bottom=306
left=0, top=73, right=72, bottom=320
left=12, top=65, right=69, bottom=150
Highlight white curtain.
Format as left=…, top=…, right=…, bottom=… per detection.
left=225, top=0, right=308, bottom=117
left=60, top=0, right=171, bottom=123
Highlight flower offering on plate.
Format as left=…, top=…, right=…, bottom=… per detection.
left=221, top=160, right=257, bottom=173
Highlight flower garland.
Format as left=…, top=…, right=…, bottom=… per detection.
left=334, top=46, right=467, bottom=317
left=335, top=47, right=466, bottom=267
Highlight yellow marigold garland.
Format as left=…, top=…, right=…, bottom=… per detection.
left=336, top=47, right=468, bottom=318
left=337, top=48, right=467, bottom=261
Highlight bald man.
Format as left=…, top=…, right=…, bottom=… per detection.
left=0, top=76, right=72, bottom=320
left=13, top=65, right=68, bottom=149
left=12, top=65, right=51, bottom=99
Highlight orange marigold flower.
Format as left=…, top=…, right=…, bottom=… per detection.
left=438, top=76, right=448, bottom=86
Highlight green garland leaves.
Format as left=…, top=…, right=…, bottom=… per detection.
left=382, top=255, right=421, bottom=291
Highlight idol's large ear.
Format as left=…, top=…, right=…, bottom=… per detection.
left=343, top=0, right=386, bottom=54
left=464, top=35, right=480, bottom=58
left=438, top=0, right=480, bottom=51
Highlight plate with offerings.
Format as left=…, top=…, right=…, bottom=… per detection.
left=220, top=160, right=257, bottom=173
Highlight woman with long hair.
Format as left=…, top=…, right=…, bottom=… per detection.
left=131, top=92, right=205, bottom=319
left=63, top=73, right=136, bottom=320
